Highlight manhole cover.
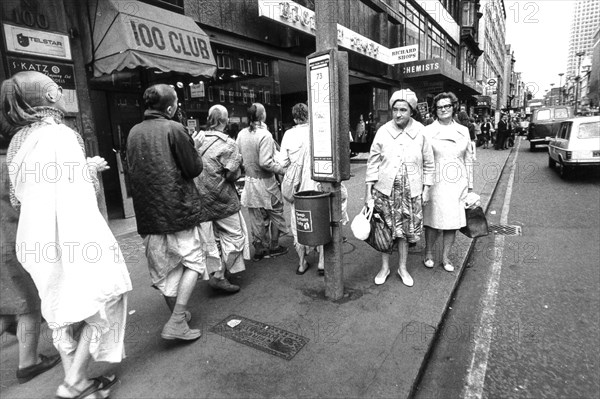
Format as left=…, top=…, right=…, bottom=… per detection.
left=210, top=315, right=309, bottom=360
left=488, top=224, right=522, bottom=236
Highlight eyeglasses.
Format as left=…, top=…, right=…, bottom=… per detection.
left=437, top=104, right=454, bottom=111
left=392, top=108, right=410, bottom=113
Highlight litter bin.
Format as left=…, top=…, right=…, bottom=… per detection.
left=293, top=190, right=331, bottom=246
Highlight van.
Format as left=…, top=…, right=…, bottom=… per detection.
left=548, top=116, right=600, bottom=179
left=527, top=106, right=574, bottom=151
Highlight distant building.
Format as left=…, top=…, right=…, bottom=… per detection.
left=475, top=0, right=507, bottom=120
left=566, top=0, right=600, bottom=78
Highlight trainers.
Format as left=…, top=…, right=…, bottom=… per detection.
left=265, top=245, right=288, bottom=258
left=161, top=312, right=202, bottom=341
left=208, top=276, right=240, bottom=293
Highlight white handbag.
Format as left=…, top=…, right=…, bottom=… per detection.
left=351, top=206, right=373, bottom=240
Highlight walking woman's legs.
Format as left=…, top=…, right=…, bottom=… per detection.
left=442, top=230, right=457, bottom=265
left=375, top=252, right=391, bottom=282
left=424, top=226, right=438, bottom=260
left=397, top=239, right=409, bottom=277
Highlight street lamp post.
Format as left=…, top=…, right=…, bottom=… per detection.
left=574, top=51, right=585, bottom=114
left=550, top=83, right=555, bottom=105
left=558, top=73, right=564, bottom=105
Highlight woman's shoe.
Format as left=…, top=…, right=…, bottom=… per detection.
left=374, top=269, right=390, bottom=285
left=443, top=262, right=454, bottom=272
left=296, top=261, right=311, bottom=275
left=397, top=270, right=414, bottom=287
left=423, top=258, right=434, bottom=268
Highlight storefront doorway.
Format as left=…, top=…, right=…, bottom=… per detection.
left=91, top=89, right=143, bottom=219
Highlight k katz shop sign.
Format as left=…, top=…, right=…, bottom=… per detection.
left=7, top=56, right=76, bottom=89
left=3, top=23, right=72, bottom=60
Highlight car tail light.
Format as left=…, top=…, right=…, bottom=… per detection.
left=566, top=151, right=572, bottom=160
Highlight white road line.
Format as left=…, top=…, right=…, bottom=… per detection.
left=462, top=139, right=521, bottom=399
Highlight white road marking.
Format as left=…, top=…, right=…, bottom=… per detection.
left=462, top=139, right=521, bottom=399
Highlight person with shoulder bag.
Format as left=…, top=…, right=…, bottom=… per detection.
left=365, top=89, right=434, bottom=287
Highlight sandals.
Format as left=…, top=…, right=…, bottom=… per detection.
left=56, top=375, right=118, bottom=399
left=296, top=261, right=311, bottom=275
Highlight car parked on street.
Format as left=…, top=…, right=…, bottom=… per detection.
left=528, top=106, right=574, bottom=151
left=548, top=116, right=600, bottom=179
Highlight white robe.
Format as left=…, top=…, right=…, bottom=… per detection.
left=8, top=120, right=132, bottom=327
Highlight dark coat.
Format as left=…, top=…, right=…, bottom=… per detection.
left=127, top=110, right=203, bottom=235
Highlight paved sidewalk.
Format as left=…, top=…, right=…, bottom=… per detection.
left=0, top=143, right=514, bottom=399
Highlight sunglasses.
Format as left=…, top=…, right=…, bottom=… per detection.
left=437, top=104, right=454, bottom=111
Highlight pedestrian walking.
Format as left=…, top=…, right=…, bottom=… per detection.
left=423, top=92, right=474, bottom=272
left=127, top=84, right=205, bottom=341
left=1, top=155, right=61, bottom=384
left=495, top=113, right=510, bottom=150
left=195, top=104, right=248, bottom=293
left=278, top=103, right=325, bottom=275
left=2, top=71, right=131, bottom=398
left=481, top=117, right=493, bottom=149
left=365, top=89, right=434, bottom=287
left=236, top=103, right=288, bottom=261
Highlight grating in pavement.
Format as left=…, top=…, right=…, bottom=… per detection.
left=488, top=224, right=522, bottom=236
left=210, top=315, right=309, bottom=361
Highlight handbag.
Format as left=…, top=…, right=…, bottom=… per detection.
left=351, top=206, right=372, bottom=240
left=365, top=208, right=394, bottom=253
left=281, top=144, right=307, bottom=203
left=459, top=206, right=489, bottom=238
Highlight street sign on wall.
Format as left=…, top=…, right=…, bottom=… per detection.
left=3, top=23, right=72, bottom=60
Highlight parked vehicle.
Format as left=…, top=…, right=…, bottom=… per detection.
left=548, top=116, right=600, bottom=179
left=527, top=106, right=574, bottom=151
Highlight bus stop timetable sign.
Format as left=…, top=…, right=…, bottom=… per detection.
left=308, top=52, right=334, bottom=179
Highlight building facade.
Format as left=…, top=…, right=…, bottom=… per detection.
left=474, top=0, right=506, bottom=121
left=566, top=0, right=600, bottom=79
left=1, top=0, right=485, bottom=220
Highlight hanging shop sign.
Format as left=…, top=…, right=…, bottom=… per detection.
left=7, top=56, right=75, bottom=89
left=388, top=44, right=419, bottom=64
left=258, top=0, right=390, bottom=64
left=3, top=23, right=71, bottom=60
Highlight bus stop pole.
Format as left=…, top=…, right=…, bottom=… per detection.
left=314, top=0, right=347, bottom=301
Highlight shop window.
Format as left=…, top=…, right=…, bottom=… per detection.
left=249, top=89, right=255, bottom=103
left=263, top=62, right=270, bottom=77
left=219, top=89, right=226, bottom=102
left=228, top=90, right=234, bottom=103
left=208, top=87, right=214, bottom=102
left=243, top=89, right=248, bottom=103
left=259, top=89, right=264, bottom=103
left=239, top=58, right=246, bottom=73
left=257, top=62, right=263, bottom=76
left=247, top=60, right=253, bottom=74
left=264, top=90, right=271, bottom=104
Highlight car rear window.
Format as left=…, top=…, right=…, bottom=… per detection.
left=554, top=108, right=569, bottom=118
left=577, top=122, right=600, bottom=139
left=536, top=110, right=551, bottom=120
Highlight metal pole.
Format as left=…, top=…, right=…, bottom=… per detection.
left=558, top=73, right=564, bottom=105
left=314, top=0, right=345, bottom=301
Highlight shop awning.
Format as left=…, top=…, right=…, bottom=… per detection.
left=89, top=0, right=216, bottom=77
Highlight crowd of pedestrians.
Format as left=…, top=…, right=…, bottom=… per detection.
left=1, top=72, right=498, bottom=398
